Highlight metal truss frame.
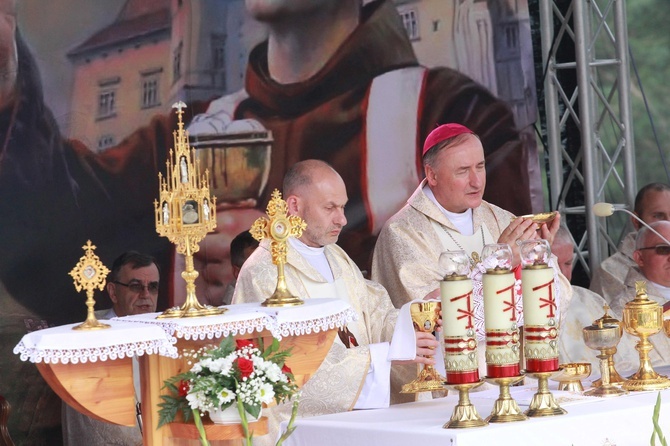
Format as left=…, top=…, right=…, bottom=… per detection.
left=538, top=0, right=636, bottom=278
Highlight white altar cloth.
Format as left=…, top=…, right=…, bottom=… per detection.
left=13, top=299, right=356, bottom=364
left=114, top=299, right=357, bottom=340
left=281, top=383, right=670, bottom=446
left=12, top=319, right=178, bottom=363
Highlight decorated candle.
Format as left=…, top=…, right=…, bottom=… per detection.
left=439, top=250, right=479, bottom=384
left=520, top=239, right=559, bottom=373
left=481, top=243, right=521, bottom=378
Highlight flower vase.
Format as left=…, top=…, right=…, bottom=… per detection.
left=208, top=405, right=261, bottom=424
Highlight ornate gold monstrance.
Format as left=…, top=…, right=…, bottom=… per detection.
left=154, top=102, right=225, bottom=318
left=249, top=189, right=306, bottom=307
left=69, top=240, right=111, bottom=330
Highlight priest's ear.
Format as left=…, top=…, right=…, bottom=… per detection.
left=107, top=281, right=119, bottom=305
left=286, top=194, right=301, bottom=216
left=424, top=163, right=438, bottom=188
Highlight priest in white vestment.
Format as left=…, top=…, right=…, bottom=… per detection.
left=552, top=227, right=640, bottom=376
left=590, top=182, right=670, bottom=305
left=232, top=160, right=439, bottom=446
left=371, top=124, right=572, bottom=379
left=595, top=221, right=670, bottom=373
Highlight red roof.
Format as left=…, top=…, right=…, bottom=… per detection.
left=68, top=0, right=170, bottom=58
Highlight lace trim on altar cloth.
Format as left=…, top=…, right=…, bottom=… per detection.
left=259, top=299, right=359, bottom=338
left=116, top=307, right=270, bottom=341
left=12, top=320, right=178, bottom=364
left=13, top=299, right=358, bottom=364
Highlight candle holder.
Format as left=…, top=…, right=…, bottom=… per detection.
left=484, top=375, right=527, bottom=423
left=621, top=281, right=670, bottom=391
left=249, top=190, right=307, bottom=307
left=443, top=380, right=488, bottom=429
left=401, top=301, right=447, bottom=393
left=69, top=240, right=111, bottom=331
left=440, top=251, right=480, bottom=385
left=524, top=371, right=567, bottom=417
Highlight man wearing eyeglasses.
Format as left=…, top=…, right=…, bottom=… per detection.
left=104, top=251, right=161, bottom=318
left=590, top=183, right=670, bottom=305
left=610, top=221, right=670, bottom=318
left=606, top=221, right=670, bottom=368
left=62, top=251, right=159, bottom=446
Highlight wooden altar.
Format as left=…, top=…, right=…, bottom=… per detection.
left=14, top=299, right=353, bottom=445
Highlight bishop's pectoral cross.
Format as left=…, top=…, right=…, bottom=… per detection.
left=249, top=189, right=307, bottom=307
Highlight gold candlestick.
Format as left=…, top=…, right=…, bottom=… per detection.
left=621, top=281, right=670, bottom=391
left=484, top=375, right=527, bottom=423
left=69, top=240, right=111, bottom=330
left=249, top=190, right=306, bottom=307
left=401, top=301, right=446, bottom=393
left=524, top=371, right=567, bottom=417
left=443, top=381, right=487, bottom=429
left=155, top=102, right=225, bottom=318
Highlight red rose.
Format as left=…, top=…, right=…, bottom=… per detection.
left=281, top=364, right=293, bottom=381
left=178, top=379, right=190, bottom=397
left=237, top=356, right=254, bottom=379
left=236, top=339, right=256, bottom=351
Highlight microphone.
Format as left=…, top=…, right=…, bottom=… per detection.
left=592, top=202, right=670, bottom=246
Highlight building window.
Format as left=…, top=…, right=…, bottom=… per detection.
left=141, top=70, right=162, bottom=109
left=173, top=41, right=183, bottom=82
left=400, top=9, right=419, bottom=41
left=210, top=33, right=227, bottom=89
left=504, top=24, right=519, bottom=51
left=211, top=34, right=226, bottom=70
left=98, top=90, right=115, bottom=118
left=97, top=77, right=119, bottom=119
left=97, top=134, right=115, bottom=151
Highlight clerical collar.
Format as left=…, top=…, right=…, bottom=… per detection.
left=649, top=280, right=670, bottom=300
left=423, top=184, right=474, bottom=235
left=288, top=237, right=335, bottom=283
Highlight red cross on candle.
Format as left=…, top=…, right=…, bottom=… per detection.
left=497, top=283, right=517, bottom=321
left=533, top=279, right=556, bottom=318
left=451, top=290, right=475, bottom=329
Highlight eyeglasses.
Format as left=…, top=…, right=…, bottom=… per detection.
left=113, top=281, right=159, bottom=295
left=638, top=245, right=670, bottom=256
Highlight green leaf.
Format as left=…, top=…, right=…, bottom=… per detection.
left=651, top=392, right=668, bottom=446
left=218, top=335, right=236, bottom=355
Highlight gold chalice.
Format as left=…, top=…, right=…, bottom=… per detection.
left=401, top=301, right=446, bottom=393
left=551, top=363, right=591, bottom=392
left=621, top=281, right=670, bottom=391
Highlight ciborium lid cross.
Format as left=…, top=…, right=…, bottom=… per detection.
left=250, top=189, right=307, bottom=307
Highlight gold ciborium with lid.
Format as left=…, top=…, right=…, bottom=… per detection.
left=621, top=281, right=670, bottom=391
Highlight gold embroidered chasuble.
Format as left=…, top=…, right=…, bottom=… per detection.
left=372, top=180, right=517, bottom=308
left=232, top=239, right=405, bottom=445
left=371, top=180, right=573, bottom=330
